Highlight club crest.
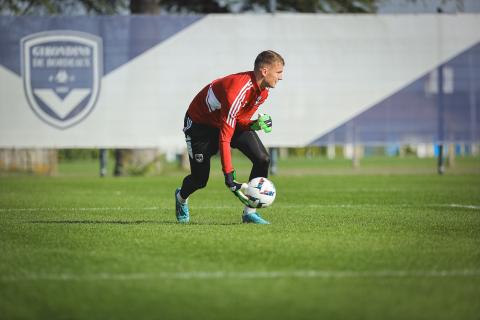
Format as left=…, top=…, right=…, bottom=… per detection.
left=21, top=30, right=103, bottom=129
left=194, top=154, right=204, bottom=163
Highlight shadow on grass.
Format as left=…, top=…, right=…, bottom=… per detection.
left=28, top=220, right=241, bottom=226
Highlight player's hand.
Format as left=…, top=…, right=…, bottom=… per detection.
left=251, top=113, right=272, bottom=133
left=224, top=170, right=249, bottom=206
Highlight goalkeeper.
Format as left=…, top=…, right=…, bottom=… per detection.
left=175, top=50, right=284, bottom=224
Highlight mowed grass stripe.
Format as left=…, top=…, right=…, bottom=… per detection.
left=0, top=203, right=480, bottom=214
left=1, top=203, right=479, bottom=212
left=2, top=269, right=480, bottom=281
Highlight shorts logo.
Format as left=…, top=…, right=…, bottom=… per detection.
left=21, top=30, right=103, bottom=129
left=194, top=154, right=204, bottom=163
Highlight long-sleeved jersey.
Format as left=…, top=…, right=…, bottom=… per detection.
left=186, top=71, right=269, bottom=174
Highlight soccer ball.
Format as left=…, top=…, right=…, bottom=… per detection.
left=245, top=177, right=276, bottom=208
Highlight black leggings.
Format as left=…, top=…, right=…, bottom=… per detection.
left=180, top=119, right=270, bottom=199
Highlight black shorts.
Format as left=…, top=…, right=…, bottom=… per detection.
left=183, top=114, right=220, bottom=163
left=183, top=113, right=269, bottom=177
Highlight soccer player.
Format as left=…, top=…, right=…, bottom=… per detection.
left=175, top=50, right=284, bottom=224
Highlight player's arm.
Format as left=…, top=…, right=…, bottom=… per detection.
left=217, top=77, right=246, bottom=176
left=238, top=95, right=272, bottom=133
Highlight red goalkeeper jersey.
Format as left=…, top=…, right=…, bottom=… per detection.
left=186, top=71, right=269, bottom=174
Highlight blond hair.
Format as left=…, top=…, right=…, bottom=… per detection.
left=254, top=50, right=285, bottom=71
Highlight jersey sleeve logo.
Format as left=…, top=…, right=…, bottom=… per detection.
left=205, top=84, right=221, bottom=112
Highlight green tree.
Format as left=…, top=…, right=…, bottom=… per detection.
left=1, top=0, right=128, bottom=15
left=1, top=0, right=378, bottom=15
left=242, top=0, right=376, bottom=13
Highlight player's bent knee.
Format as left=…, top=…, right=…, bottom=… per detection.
left=197, top=180, right=208, bottom=189
left=193, top=175, right=209, bottom=189
left=255, top=153, right=270, bottom=167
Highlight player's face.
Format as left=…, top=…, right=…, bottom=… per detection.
left=262, top=62, right=284, bottom=88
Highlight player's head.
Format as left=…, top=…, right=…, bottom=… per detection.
left=254, top=50, right=284, bottom=89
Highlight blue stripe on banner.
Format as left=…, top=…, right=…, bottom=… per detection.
left=0, top=15, right=204, bottom=76
left=310, top=42, right=480, bottom=146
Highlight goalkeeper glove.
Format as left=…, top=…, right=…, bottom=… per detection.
left=224, top=170, right=249, bottom=206
left=251, top=113, right=272, bottom=133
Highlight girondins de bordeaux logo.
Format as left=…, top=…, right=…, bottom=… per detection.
left=21, top=30, right=103, bottom=129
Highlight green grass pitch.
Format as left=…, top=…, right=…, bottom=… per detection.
left=1, top=157, right=479, bottom=319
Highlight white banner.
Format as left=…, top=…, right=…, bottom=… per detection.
left=1, top=14, right=479, bottom=149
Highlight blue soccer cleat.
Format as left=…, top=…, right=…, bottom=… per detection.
left=175, top=188, right=189, bottom=223
left=242, top=212, right=270, bottom=224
